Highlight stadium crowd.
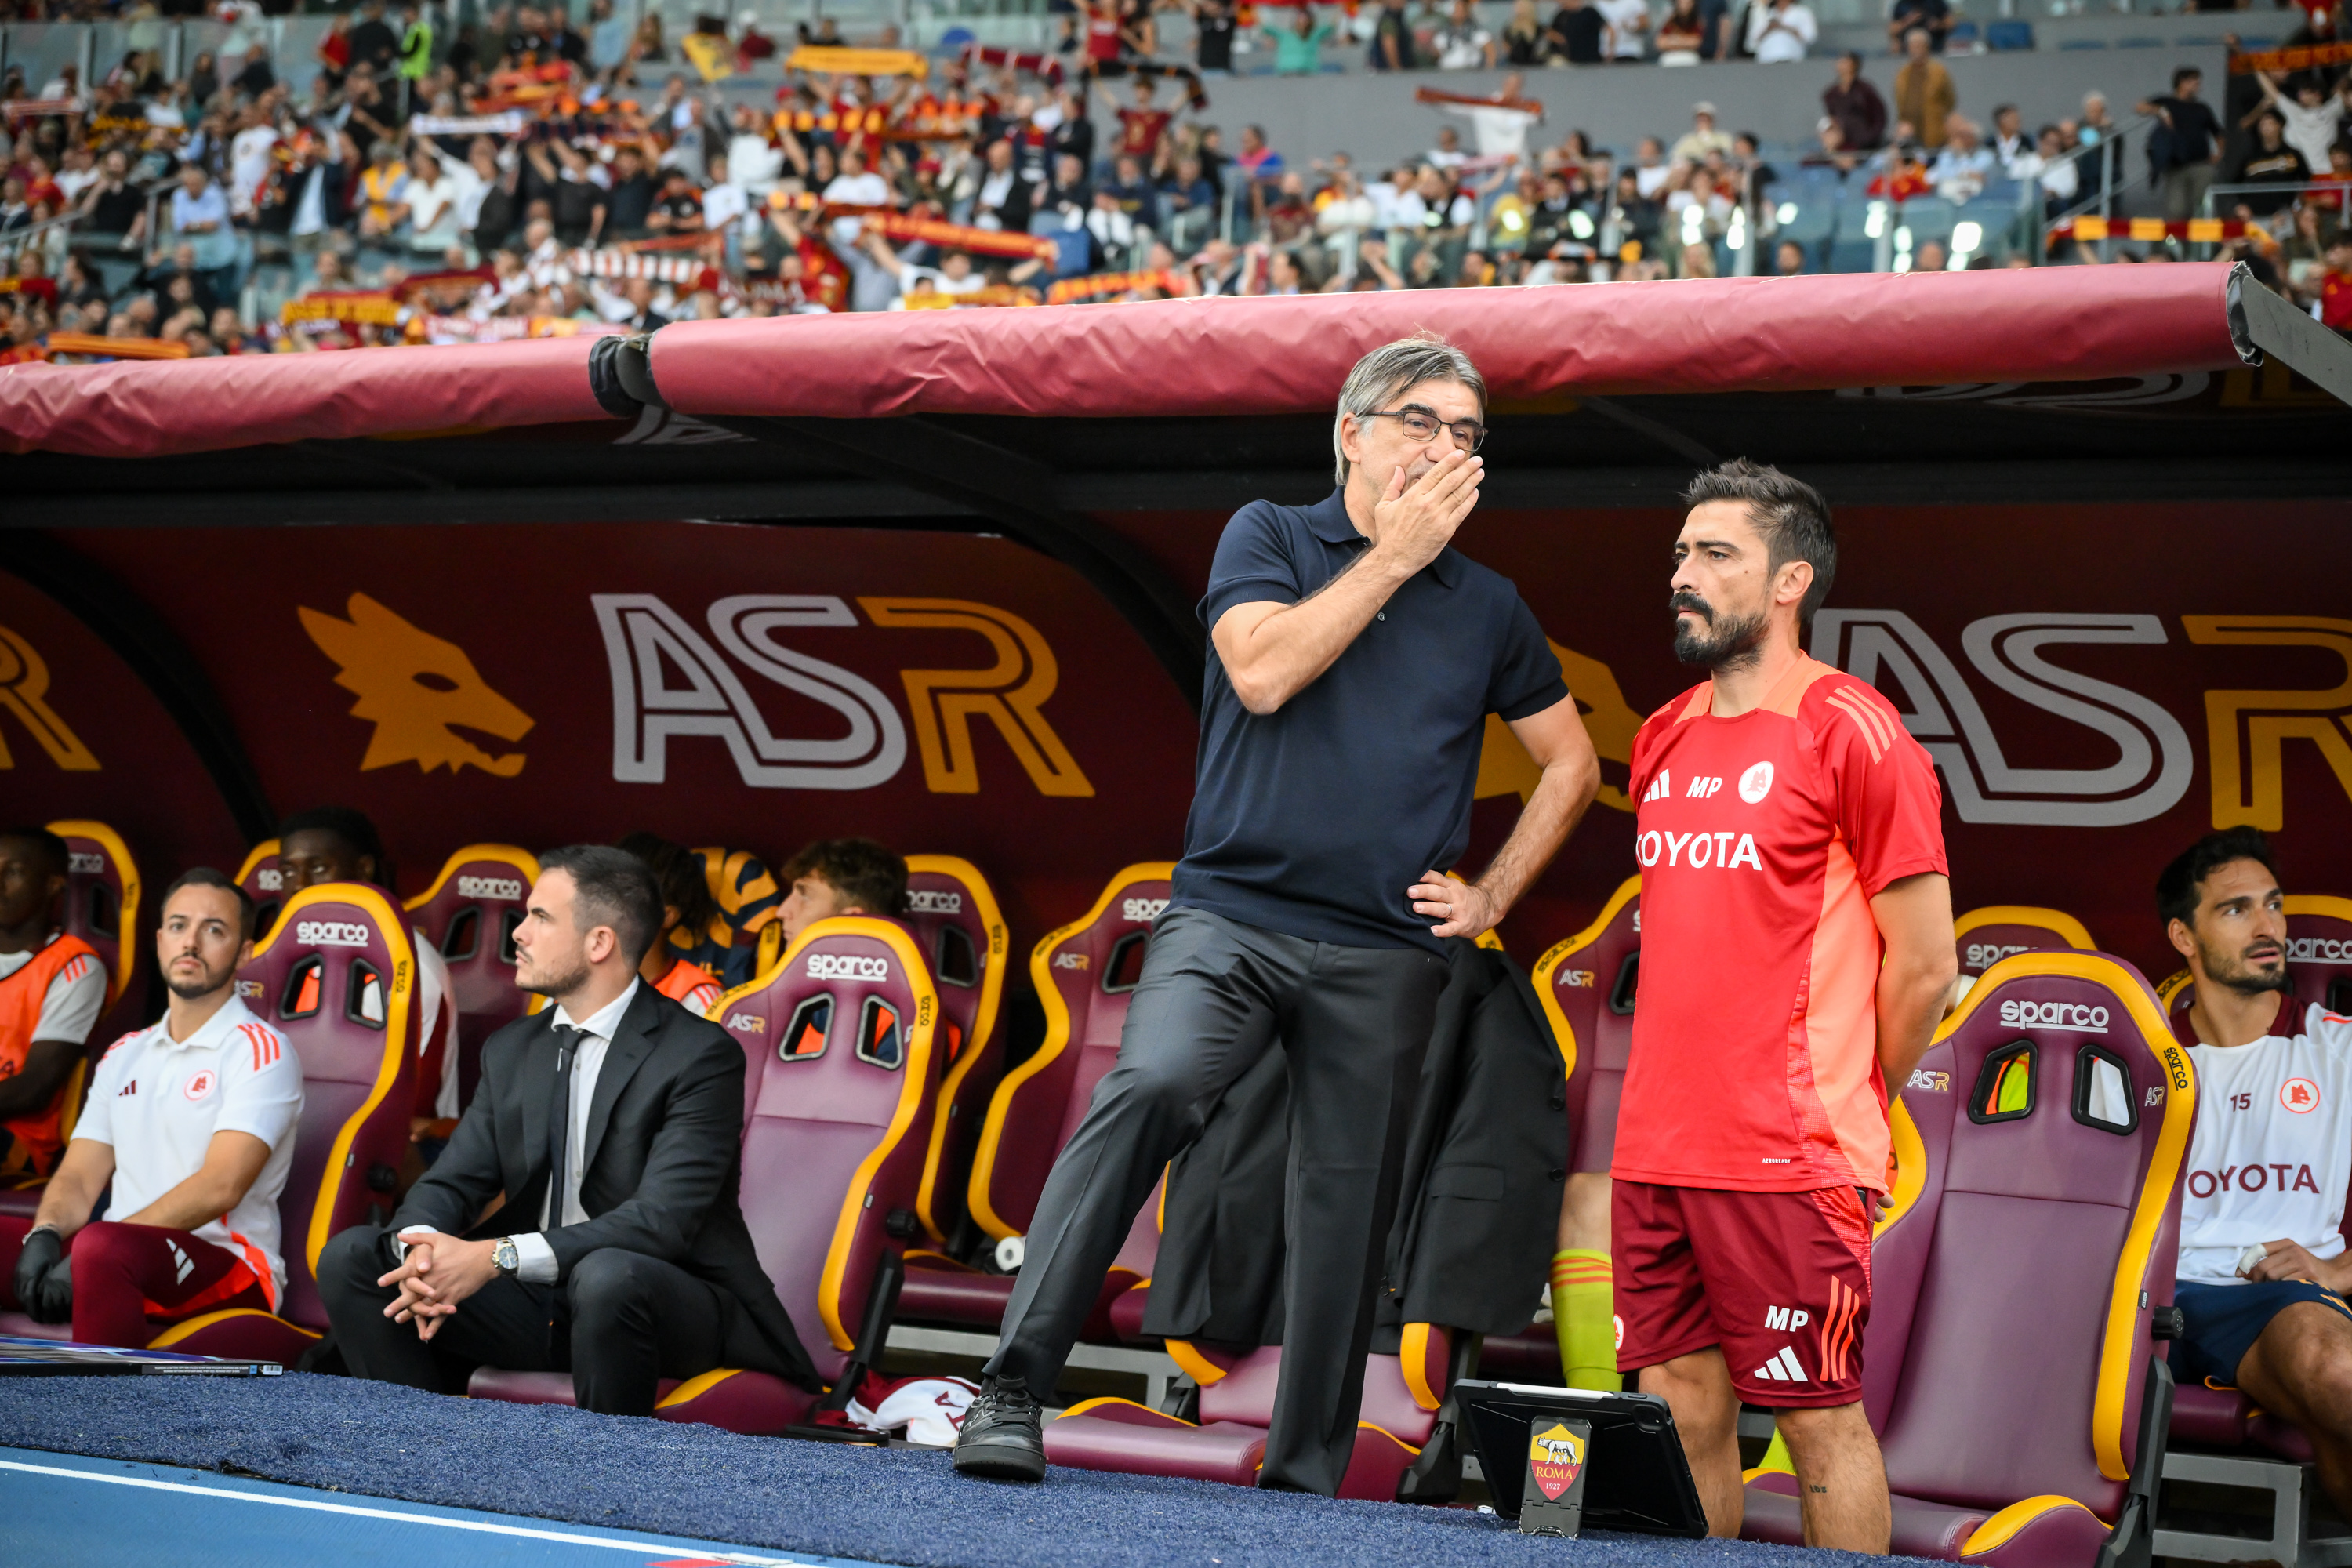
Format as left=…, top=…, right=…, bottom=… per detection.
left=0, top=0, right=2348, bottom=360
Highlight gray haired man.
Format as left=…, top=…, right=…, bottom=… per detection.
left=953, top=336, right=1602, bottom=1494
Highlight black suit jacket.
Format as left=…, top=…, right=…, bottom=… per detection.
left=391, top=984, right=817, bottom=1389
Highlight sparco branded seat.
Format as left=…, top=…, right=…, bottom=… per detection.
left=468, top=915, right=942, bottom=1432
left=234, top=839, right=285, bottom=941
left=1043, top=1327, right=1458, bottom=1500
left=2157, top=895, right=2352, bottom=1568
left=1741, top=949, right=2192, bottom=1567
left=403, top=844, right=544, bottom=1109
left=1478, top=876, right=1640, bottom=1381
left=899, top=855, right=1010, bottom=1247
left=135, top=884, right=419, bottom=1362
left=1953, top=906, right=2097, bottom=1002
left=896, top=863, right=1174, bottom=1339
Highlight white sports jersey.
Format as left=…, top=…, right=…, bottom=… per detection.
left=76, top=995, right=305, bottom=1303
left=2176, top=1000, right=2352, bottom=1287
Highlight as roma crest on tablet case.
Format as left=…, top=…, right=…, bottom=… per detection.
left=1521, top=1417, right=1592, bottom=1536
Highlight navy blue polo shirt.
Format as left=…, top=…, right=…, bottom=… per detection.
left=1171, top=488, right=1569, bottom=953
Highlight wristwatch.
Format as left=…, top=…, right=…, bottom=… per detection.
left=492, top=1236, right=520, bottom=1276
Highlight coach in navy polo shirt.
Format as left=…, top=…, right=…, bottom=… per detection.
left=956, top=336, right=1602, bottom=1495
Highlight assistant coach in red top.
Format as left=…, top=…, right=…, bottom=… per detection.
left=1614, top=460, right=1958, bottom=1552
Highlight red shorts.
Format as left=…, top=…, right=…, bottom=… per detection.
left=1613, top=1181, right=1873, bottom=1409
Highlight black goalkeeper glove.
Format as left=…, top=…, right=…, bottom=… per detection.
left=13, top=1226, right=71, bottom=1325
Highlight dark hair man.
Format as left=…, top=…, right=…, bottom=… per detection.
left=1608, top=459, right=1955, bottom=1551
left=8, top=870, right=305, bottom=1346
left=0, top=828, right=103, bottom=1181
left=275, top=807, right=458, bottom=1127
left=777, top=838, right=907, bottom=949
left=2158, top=828, right=2352, bottom=1518
left=615, top=832, right=724, bottom=1016
left=953, top=335, right=1602, bottom=1493
left=316, top=845, right=816, bottom=1413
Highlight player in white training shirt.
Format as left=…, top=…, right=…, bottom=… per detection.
left=8, top=869, right=303, bottom=1347
left=2161, top=828, right=2352, bottom=1517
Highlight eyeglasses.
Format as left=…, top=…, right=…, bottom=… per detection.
left=1362, top=406, right=1487, bottom=453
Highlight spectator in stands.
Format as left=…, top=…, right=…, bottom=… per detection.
left=2158, top=829, right=2352, bottom=1520
left=1547, top=0, right=1607, bottom=65
left=601, top=143, right=656, bottom=241
left=318, top=846, right=818, bottom=1416
left=1928, top=116, right=1995, bottom=202
left=1747, top=0, right=1817, bottom=65
left=2252, top=68, right=2349, bottom=180
left=6, top=869, right=303, bottom=1348
left=1893, top=29, right=1957, bottom=151
left=1192, top=0, right=1240, bottom=73
left=646, top=167, right=706, bottom=236
left=75, top=149, right=148, bottom=252
left=1912, top=238, right=1947, bottom=273
left=2141, top=66, right=2226, bottom=221
left=1887, top=0, right=1951, bottom=53
left=615, top=833, right=724, bottom=1018
left=1505, top=0, right=1554, bottom=64
left=1433, top=0, right=1499, bottom=69
left=1371, top=0, right=1419, bottom=70
left=1774, top=238, right=1808, bottom=274
left=1671, top=103, right=1733, bottom=166
left=405, top=145, right=465, bottom=264
left=274, top=807, right=459, bottom=1131
left=2231, top=111, right=2312, bottom=218
left=0, top=828, right=103, bottom=1186
left=1822, top=53, right=1888, bottom=151
left=1595, top=0, right=1649, bottom=62
left=1268, top=5, right=1341, bottom=73
left=2318, top=235, right=2352, bottom=331
left=168, top=159, right=236, bottom=298
left=776, top=839, right=909, bottom=948
left=1991, top=104, right=2030, bottom=172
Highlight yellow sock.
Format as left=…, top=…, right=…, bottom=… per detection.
left=1550, top=1248, right=1621, bottom=1392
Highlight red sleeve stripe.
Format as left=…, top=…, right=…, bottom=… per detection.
left=1823, top=688, right=1893, bottom=763
left=101, top=1030, right=140, bottom=1061
left=239, top=1022, right=283, bottom=1069
left=60, top=955, right=91, bottom=983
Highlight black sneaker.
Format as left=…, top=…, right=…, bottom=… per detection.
left=953, top=1374, right=1046, bottom=1481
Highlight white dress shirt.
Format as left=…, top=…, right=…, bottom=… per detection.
left=401, top=977, right=637, bottom=1285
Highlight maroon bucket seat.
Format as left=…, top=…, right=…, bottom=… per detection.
left=899, top=855, right=1010, bottom=1247
left=467, top=914, right=945, bottom=1433
left=234, top=839, right=284, bottom=942
left=1043, top=1326, right=1457, bottom=1501
left=138, top=883, right=420, bottom=1361
left=1741, top=949, right=2194, bottom=1567
left=402, top=844, right=544, bottom=1110
left=896, top=863, right=1174, bottom=1339
left=1954, top=906, right=2098, bottom=996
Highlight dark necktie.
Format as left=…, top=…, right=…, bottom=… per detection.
left=546, top=1024, right=583, bottom=1230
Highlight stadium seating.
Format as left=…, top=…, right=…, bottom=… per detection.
left=1478, top=877, right=1640, bottom=1381
left=1741, top=949, right=2191, bottom=1566
left=2157, top=895, right=2352, bottom=1566
left=896, top=863, right=1175, bottom=1339
left=401, top=844, right=544, bottom=1108
left=1043, top=1325, right=1457, bottom=1501
left=467, top=914, right=943, bottom=1433
left=900, top=855, right=1011, bottom=1246
left=0, top=884, right=423, bottom=1356
left=234, top=839, right=283, bottom=940
left=1953, top=906, right=2097, bottom=1001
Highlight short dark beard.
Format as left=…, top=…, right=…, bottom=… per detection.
left=519, top=955, right=591, bottom=1001
left=2199, top=938, right=2294, bottom=1000
left=1671, top=592, right=1770, bottom=672
left=166, top=965, right=234, bottom=1002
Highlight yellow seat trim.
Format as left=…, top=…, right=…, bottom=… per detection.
left=966, top=862, right=1177, bottom=1242
left=1399, top=1323, right=1442, bottom=1413
left=1354, top=1421, right=1422, bottom=1456
left=907, top=855, right=1010, bottom=1242
left=147, top=1308, right=319, bottom=1350
left=1961, top=1495, right=2106, bottom=1557
left=1952, top=906, right=2097, bottom=951
left=1164, top=1338, right=1229, bottom=1388
left=656, top=1367, right=742, bottom=1407
left=401, top=844, right=545, bottom=913
left=1933, top=952, right=2195, bottom=1483
left=1528, top=874, right=1642, bottom=1091
left=49, top=819, right=140, bottom=1011
left=1055, top=1396, right=1192, bottom=1425
left=1876, top=1098, right=1926, bottom=1240
left=245, top=883, right=416, bottom=1279
left=234, top=840, right=281, bottom=897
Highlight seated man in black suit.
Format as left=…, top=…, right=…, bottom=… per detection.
left=318, top=844, right=815, bottom=1414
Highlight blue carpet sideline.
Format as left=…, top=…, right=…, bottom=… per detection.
left=0, top=1374, right=1929, bottom=1567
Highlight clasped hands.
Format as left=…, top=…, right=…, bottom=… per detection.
left=377, top=1231, right=502, bottom=1341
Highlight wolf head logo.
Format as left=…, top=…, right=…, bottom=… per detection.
left=299, top=593, right=533, bottom=777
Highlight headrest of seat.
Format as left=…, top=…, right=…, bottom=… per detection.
left=240, top=882, right=422, bottom=1076
left=45, top=820, right=137, bottom=1012
left=234, top=839, right=283, bottom=942
left=2285, top=896, right=2352, bottom=1017
left=1530, top=875, right=1640, bottom=1073
left=403, top=844, right=541, bottom=973
left=1952, top=906, right=2096, bottom=981
left=902, top=854, right=1007, bottom=1067
left=1030, top=862, right=1176, bottom=1025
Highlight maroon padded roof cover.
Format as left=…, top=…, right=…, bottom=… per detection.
left=0, top=265, right=2245, bottom=459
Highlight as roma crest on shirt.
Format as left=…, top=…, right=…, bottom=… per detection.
left=1529, top=1421, right=1586, bottom=1499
